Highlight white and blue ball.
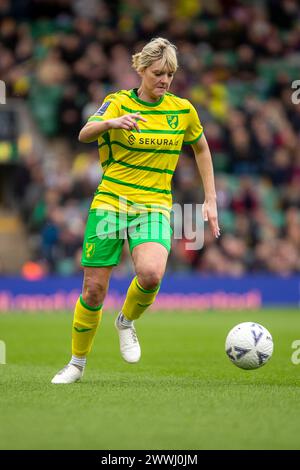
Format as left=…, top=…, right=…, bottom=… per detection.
left=225, top=322, right=274, bottom=370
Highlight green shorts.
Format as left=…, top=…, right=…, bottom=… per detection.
left=81, top=209, right=172, bottom=267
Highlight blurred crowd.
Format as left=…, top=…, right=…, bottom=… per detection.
left=1, top=0, right=300, bottom=275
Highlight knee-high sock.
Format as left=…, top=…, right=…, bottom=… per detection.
left=72, top=295, right=103, bottom=358
left=122, top=276, right=160, bottom=321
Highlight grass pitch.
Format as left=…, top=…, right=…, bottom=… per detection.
left=0, top=309, right=300, bottom=450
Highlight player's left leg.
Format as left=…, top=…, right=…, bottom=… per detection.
left=115, top=211, right=171, bottom=363
left=123, top=241, right=168, bottom=318
left=115, top=242, right=169, bottom=363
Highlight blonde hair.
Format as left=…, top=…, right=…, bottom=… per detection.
left=132, top=37, right=178, bottom=73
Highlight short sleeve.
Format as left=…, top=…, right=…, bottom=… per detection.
left=87, top=94, right=120, bottom=123
left=183, top=103, right=204, bottom=145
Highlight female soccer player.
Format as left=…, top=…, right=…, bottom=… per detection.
left=51, top=37, right=220, bottom=384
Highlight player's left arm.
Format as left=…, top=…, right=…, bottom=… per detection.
left=192, top=134, right=220, bottom=239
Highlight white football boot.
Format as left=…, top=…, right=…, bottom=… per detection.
left=51, top=364, right=84, bottom=384
left=115, top=313, right=141, bottom=363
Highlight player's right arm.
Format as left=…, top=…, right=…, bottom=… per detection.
left=78, top=113, right=146, bottom=143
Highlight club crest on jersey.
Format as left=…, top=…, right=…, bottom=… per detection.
left=95, top=101, right=111, bottom=116
left=166, top=115, right=179, bottom=129
left=85, top=242, right=95, bottom=258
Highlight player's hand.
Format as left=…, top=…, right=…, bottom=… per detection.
left=109, top=113, right=147, bottom=133
left=202, top=199, right=220, bottom=239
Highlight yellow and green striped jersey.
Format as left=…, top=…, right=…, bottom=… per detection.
left=88, top=89, right=203, bottom=217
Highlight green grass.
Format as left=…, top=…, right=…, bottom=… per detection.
left=0, top=309, right=300, bottom=450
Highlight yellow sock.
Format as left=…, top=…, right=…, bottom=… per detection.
left=122, top=276, right=160, bottom=321
left=72, top=295, right=103, bottom=357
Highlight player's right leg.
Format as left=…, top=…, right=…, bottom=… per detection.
left=51, top=208, right=124, bottom=384
left=51, top=266, right=112, bottom=384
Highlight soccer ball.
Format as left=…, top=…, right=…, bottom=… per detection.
left=225, top=322, right=274, bottom=370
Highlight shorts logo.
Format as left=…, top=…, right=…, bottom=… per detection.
left=128, top=134, right=136, bottom=145
left=85, top=242, right=95, bottom=258
left=166, top=115, right=178, bottom=129
left=95, top=101, right=111, bottom=116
